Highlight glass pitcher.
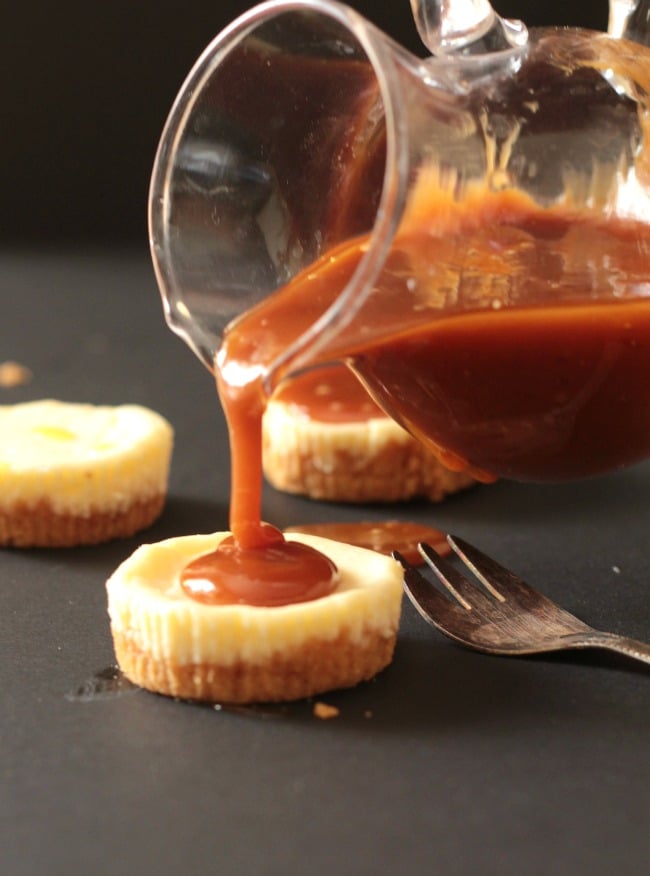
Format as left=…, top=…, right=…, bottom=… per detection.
left=149, top=0, right=650, bottom=482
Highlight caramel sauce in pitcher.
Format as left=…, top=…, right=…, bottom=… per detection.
left=183, top=182, right=650, bottom=606
left=272, top=363, right=384, bottom=423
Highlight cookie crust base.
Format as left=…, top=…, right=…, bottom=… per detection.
left=0, top=495, right=165, bottom=548
left=112, top=626, right=396, bottom=703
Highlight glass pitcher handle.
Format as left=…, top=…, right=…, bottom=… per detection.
left=410, top=0, right=527, bottom=55
left=609, top=0, right=650, bottom=45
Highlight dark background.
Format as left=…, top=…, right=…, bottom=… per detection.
left=2, top=1, right=607, bottom=247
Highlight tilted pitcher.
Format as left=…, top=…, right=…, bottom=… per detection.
left=149, top=0, right=650, bottom=482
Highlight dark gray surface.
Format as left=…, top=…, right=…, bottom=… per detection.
left=1, top=251, right=649, bottom=876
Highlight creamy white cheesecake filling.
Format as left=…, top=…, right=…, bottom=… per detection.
left=0, top=400, right=173, bottom=514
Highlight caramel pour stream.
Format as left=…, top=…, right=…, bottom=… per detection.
left=180, top=371, right=341, bottom=607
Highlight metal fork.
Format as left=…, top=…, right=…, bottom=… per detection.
left=394, top=535, right=650, bottom=665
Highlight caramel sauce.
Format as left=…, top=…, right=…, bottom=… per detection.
left=225, top=187, right=650, bottom=481
left=285, top=521, right=450, bottom=565
left=272, top=364, right=383, bottom=424
left=181, top=528, right=338, bottom=607
left=356, top=296, right=650, bottom=481
left=186, top=184, right=650, bottom=605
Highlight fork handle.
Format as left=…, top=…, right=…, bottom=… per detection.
left=579, top=632, right=650, bottom=666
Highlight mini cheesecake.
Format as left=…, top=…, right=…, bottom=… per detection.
left=0, top=400, right=173, bottom=547
left=106, top=531, right=403, bottom=703
left=263, top=364, right=475, bottom=503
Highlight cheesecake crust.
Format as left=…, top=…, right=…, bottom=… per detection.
left=112, top=625, right=396, bottom=703
left=0, top=494, right=166, bottom=548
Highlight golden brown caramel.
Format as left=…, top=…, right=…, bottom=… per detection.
left=273, top=364, right=382, bottom=424
left=285, top=521, right=450, bottom=565
left=221, top=192, right=650, bottom=483
left=181, top=528, right=338, bottom=607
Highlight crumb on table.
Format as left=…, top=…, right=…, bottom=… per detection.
left=313, top=701, right=340, bottom=720
left=0, top=361, right=32, bottom=388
